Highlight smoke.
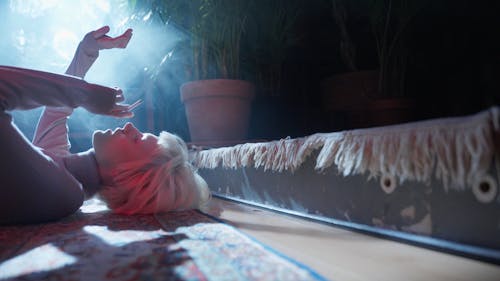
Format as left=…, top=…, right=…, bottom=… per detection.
left=0, top=0, right=186, bottom=151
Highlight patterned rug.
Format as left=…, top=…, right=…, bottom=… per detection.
left=0, top=199, right=326, bottom=281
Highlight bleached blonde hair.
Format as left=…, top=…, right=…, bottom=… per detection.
left=97, top=132, right=210, bottom=215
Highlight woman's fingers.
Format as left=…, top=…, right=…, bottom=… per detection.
left=114, top=89, right=125, bottom=103
left=92, top=26, right=110, bottom=39
left=111, top=111, right=134, bottom=118
left=111, top=90, right=141, bottom=118
left=110, top=103, right=134, bottom=118
left=101, top=87, right=139, bottom=118
left=116, top=28, right=133, bottom=48
left=97, top=28, right=133, bottom=49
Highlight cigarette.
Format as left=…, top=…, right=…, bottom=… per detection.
left=127, top=99, right=143, bottom=111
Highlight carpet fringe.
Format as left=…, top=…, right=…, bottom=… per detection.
left=191, top=107, right=500, bottom=190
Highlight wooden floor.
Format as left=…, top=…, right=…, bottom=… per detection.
left=202, top=197, right=500, bottom=281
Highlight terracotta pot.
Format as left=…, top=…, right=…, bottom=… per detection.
left=320, top=70, right=378, bottom=129
left=368, top=98, right=416, bottom=126
left=180, top=79, right=255, bottom=145
left=321, top=70, right=378, bottom=111
left=321, top=71, right=417, bottom=129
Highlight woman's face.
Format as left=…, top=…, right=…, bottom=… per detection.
left=93, top=122, right=159, bottom=169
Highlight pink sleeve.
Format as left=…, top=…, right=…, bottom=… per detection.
left=32, top=106, right=73, bottom=156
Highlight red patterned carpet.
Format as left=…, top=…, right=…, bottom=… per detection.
left=0, top=199, right=326, bottom=281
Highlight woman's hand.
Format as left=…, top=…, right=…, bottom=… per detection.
left=82, top=84, right=134, bottom=118
left=67, top=26, right=133, bottom=78
left=92, top=26, right=133, bottom=50
left=83, top=26, right=133, bottom=55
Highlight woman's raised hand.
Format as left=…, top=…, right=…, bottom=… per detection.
left=78, top=26, right=133, bottom=60
left=92, top=26, right=133, bottom=50
left=66, top=26, right=133, bottom=78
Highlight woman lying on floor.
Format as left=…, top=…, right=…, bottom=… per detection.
left=0, top=26, right=210, bottom=225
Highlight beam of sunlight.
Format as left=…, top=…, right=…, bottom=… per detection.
left=2, top=0, right=185, bottom=150
left=83, top=225, right=164, bottom=246
left=52, top=29, right=79, bottom=61
left=0, top=243, right=77, bottom=279
left=80, top=198, right=110, bottom=213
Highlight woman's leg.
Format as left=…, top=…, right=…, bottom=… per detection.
left=0, top=112, right=84, bottom=224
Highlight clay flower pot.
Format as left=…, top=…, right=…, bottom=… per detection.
left=181, top=79, right=255, bottom=146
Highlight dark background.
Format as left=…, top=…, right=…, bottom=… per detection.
left=149, top=0, right=500, bottom=141
left=254, top=0, right=500, bottom=138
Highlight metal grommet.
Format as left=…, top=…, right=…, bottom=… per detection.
left=380, top=174, right=397, bottom=194
left=472, top=174, right=498, bottom=204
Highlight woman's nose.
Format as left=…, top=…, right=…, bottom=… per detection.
left=124, top=122, right=133, bottom=130
left=124, top=122, right=138, bottom=133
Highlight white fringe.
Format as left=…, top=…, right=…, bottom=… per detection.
left=191, top=107, right=500, bottom=190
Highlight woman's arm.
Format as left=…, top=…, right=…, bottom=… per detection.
left=32, top=26, right=133, bottom=154
left=0, top=26, right=133, bottom=114
left=66, top=26, right=132, bottom=78
left=0, top=66, right=121, bottom=114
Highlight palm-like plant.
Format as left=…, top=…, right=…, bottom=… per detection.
left=130, top=0, right=249, bottom=81
left=330, top=0, right=428, bottom=98
left=369, top=0, right=428, bottom=98
left=245, top=0, right=302, bottom=97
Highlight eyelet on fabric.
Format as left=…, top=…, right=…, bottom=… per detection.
left=472, top=174, right=498, bottom=204
left=380, top=174, right=397, bottom=194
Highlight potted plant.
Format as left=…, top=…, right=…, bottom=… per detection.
left=242, top=0, right=303, bottom=139
left=322, top=0, right=428, bottom=128
left=320, top=0, right=377, bottom=128
left=244, top=0, right=302, bottom=98
left=134, top=0, right=255, bottom=146
left=367, top=0, right=429, bottom=126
